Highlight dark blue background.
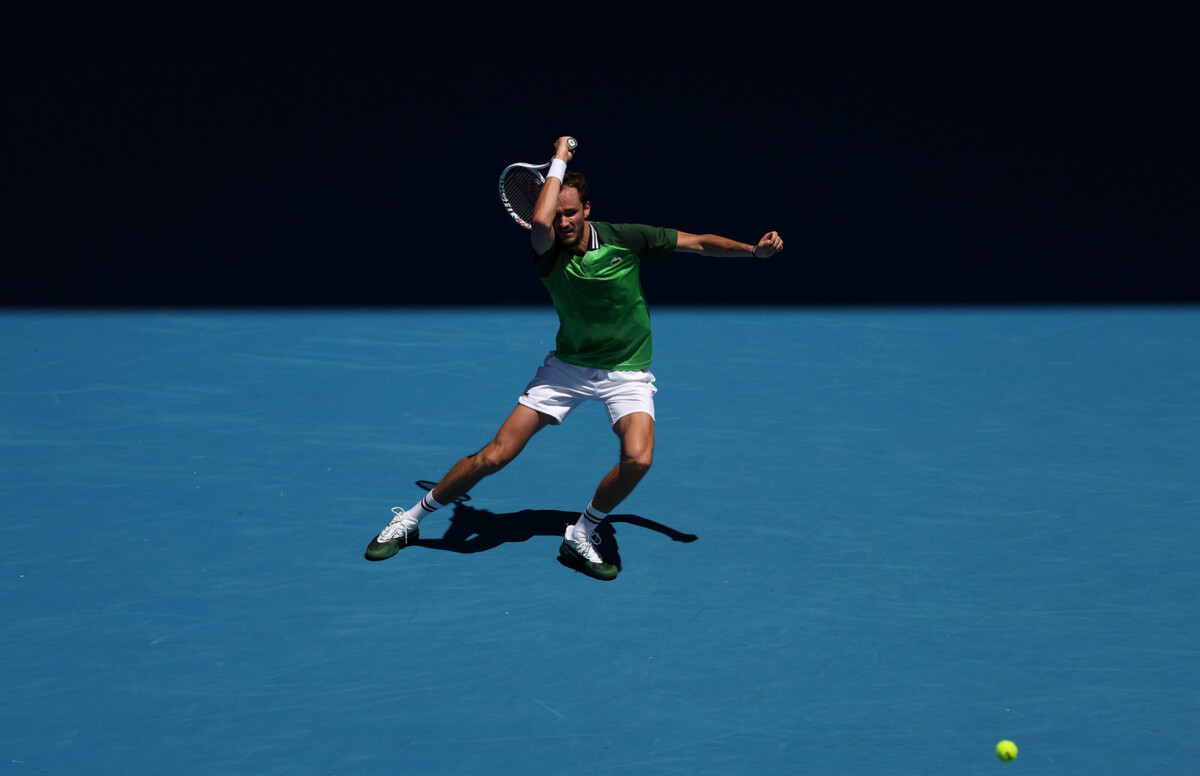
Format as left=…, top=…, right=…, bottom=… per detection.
left=5, top=3, right=1196, bottom=306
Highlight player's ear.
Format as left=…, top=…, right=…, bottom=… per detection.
left=583, top=200, right=591, bottom=218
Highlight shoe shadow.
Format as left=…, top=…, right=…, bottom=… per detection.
left=411, top=481, right=698, bottom=571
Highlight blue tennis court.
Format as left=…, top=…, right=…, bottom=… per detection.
left=2, top=307, right=1196, bottom=774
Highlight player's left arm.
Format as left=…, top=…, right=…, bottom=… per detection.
left=675, top=230, right=783, bottom=258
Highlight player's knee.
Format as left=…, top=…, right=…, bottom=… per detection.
left=474, top=444, right=517, bottom=475
left=623, top=448, right=653, bottom=477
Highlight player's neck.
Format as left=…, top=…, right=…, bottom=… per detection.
left=563, top=221, right=591, bottom=257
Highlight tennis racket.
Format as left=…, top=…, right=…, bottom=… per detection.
left=498, top=137, right=577, bottom=229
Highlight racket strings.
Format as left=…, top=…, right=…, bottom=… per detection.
left=500, top=168, right=543, bottom=224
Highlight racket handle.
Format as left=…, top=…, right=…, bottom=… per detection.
left=566, top=137, right=577, bottom=150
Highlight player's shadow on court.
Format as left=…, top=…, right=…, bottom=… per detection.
left=411, top=481, right=698, bottom=570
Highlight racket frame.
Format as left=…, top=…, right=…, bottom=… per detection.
left=497, top=138, right=578, bottom=230
left=498, top=162, right=549, bottom=230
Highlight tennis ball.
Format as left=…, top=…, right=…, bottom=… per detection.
left=995, top=740, right=1018, bottom=762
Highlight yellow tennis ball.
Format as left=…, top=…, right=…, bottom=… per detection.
left=995, top=740, right=1018, bottom=762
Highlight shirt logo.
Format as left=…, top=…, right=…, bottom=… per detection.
left=610, top=257, right=623, bottom=266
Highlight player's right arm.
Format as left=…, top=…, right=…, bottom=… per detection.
left=530, top=137, right=576, bottom=256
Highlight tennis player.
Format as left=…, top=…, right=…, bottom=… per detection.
left=366, top=136, right=784, bottom=580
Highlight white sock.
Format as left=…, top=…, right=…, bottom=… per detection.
left=573, top=502, right=608, bottom=539
left=406, top=492, right=445, bottom=524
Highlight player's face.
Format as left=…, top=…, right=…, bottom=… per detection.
left=554, top=186, right=590, bottom=250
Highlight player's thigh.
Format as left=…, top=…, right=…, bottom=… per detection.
left=488, top=404, right=552, bottom=461
left=613, top=411, right=655, bottom=466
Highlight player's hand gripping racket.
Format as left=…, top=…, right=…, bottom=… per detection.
left=498, top=137, right=577, bottom=229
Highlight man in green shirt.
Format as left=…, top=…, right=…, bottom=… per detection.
left=366, top=136, right=784, bottom=580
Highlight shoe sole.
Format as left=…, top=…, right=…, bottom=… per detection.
left=364, top=526, right=420, bottom=561
left=558, top=540, right=618, bottom=581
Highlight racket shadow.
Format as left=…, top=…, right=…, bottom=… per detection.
left=412, top=483, right=698, bottom=569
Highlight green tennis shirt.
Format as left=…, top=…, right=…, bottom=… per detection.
left=534, top=221, right=677, bottom=370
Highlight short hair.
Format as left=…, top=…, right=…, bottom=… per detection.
left=563, top=171, right=589, bottom=205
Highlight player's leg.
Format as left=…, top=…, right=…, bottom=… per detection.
left=431, top=404, right=552, bottom=504
left=365, top=404, right=551, bottom=561
left=593, top=410, right=655, bottom=512
left=560, top=410, right=655, bottom=581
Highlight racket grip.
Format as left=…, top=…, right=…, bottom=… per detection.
left=566, top=137, right=577, bottom=150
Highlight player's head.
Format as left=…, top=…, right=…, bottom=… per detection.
left=563, top=171, right=589, bottom=205
left=555, top=172, right=590, bottom=250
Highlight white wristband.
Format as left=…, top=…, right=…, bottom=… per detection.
left=547, top=158, right=567, bottom=182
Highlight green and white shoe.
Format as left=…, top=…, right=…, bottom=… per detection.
left=365, top=507, right=420, bottom=561
left=559, top=525, right=618, bottom=581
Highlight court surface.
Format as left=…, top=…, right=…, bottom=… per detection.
left=2, top=307, right=1197, bottom=775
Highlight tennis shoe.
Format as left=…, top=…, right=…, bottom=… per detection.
left=559, top=524, right=618, bottom=581
left=364, top=507, right=420, bottom=561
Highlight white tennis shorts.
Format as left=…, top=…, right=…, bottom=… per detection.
left=518, top=352, right=656, bottom=426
